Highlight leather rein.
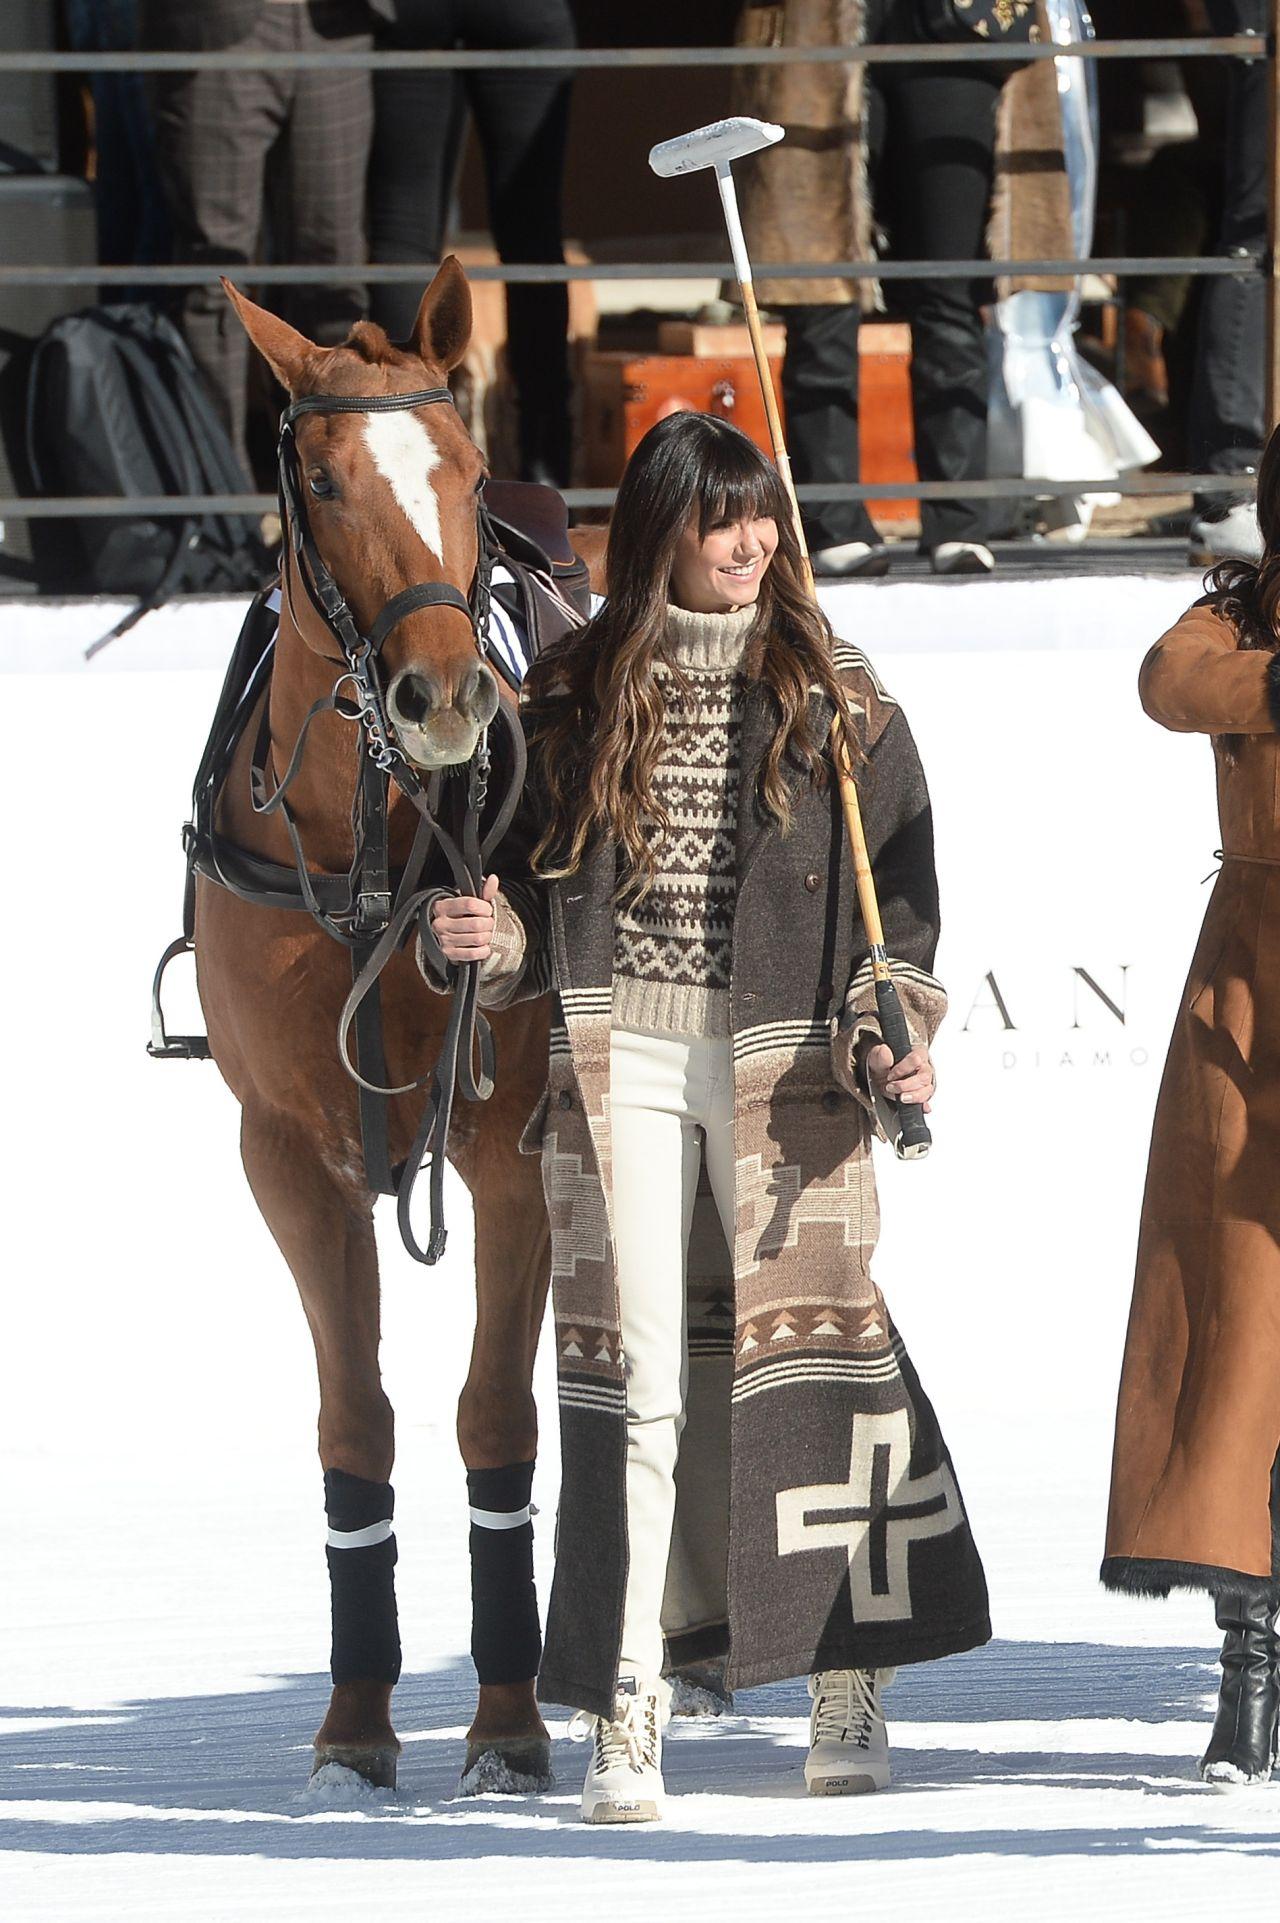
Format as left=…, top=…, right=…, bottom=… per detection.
left=222, top=384, right=526, bottom=1264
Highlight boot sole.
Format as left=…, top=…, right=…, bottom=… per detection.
left=582, top=1798, right=663, bottom=1823
left=1201, top=1760, right=1274, bottom=1789
left=806, top=1770, right=888, bottom=1796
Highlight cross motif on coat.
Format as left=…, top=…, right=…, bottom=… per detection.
left=775, top=1407, right=963, bottom=1621
left=546, top=1134, right=610, bottom=1278
left=736, top=1153, right=868, bottom=1277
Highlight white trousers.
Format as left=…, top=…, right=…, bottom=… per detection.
left=610, top=1026, right=737, bottom=1683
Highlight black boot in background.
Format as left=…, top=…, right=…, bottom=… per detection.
left=1199, top=1589, right=1280, bottom=1786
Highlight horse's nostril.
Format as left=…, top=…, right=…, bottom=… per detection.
left=457, top=662, right=500, bottom=727
left=388, top=669, right=435, bottom=729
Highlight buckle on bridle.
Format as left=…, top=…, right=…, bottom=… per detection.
left=355, top=889, right=393, bottom=934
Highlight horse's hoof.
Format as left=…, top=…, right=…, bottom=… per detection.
left=669, top=1659, right=735, bottom=1718
left=311, top=1743, right=399, bottom=1790
left=460, top=1735, right=554, bottom=1795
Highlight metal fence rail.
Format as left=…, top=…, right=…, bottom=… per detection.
left=0, top=476, right=1248, bottom=518
left=0, top=24, right=1273, bottom=528
left=0, top=257, right=1259, bottom=287
left=0, top=37, right=1262, bottom=70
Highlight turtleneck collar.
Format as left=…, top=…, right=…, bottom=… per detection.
left=663, top=599, right=758, bottom=672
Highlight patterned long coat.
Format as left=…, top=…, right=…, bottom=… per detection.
left=485, top=643, right=991, bottom=1715
left=734, top=0, right=1074, bottom=311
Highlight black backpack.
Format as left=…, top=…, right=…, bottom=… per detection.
left=26, top=303, right=272, bottom=628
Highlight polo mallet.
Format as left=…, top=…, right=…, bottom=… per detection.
left=650, top=117, right=932, bottom=1161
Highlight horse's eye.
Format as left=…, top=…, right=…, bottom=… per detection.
left=308, top=470, right=334, bottom=500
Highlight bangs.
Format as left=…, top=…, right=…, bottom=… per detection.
left=696, top=439, right=787, bottom=535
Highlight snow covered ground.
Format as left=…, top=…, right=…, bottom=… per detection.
left=4, top=579, right=1279, bottom=1922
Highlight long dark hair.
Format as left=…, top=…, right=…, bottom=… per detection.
left=523, top=411, right=852, bottom=890
left=1203, top=430, right=1280, bottom=758
left=1206, top=428, right=1280, bottom=651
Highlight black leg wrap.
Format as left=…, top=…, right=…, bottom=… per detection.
left=468, top=1462, right=542, bottom=1686
left=324, top=1469, right=401, bottom=1687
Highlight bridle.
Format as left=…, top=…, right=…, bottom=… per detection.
left=253, top=383, right=527, bottom=1263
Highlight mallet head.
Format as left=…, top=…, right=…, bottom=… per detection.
left=649, top=116, right=784, bottom=180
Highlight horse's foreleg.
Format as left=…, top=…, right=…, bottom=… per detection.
left=455, top=1137, right=553, bottom=1790
left=240, top=1104, right=401, bottom=1789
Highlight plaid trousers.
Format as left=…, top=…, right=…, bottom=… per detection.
left=149, top=0, right=374, bottom=468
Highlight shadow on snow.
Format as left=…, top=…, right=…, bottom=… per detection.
left=3, top=1638, right=1271, bottom=1864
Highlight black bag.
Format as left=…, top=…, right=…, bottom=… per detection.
left=26, top=303, right=272, bottom=615
left=918, top=0, right=1040, bottom=44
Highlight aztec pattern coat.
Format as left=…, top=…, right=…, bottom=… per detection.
left=481, top=639, right=991, bottom=1715
left=733, top=0, right=1074, bottom=311
left=1104, top=602, right=1280, bottom=1608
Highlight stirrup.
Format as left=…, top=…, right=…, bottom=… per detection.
left=148, top=936, right=211, bottom=1061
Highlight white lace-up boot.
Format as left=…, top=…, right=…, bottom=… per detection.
left=805, top=1668, right=891, bottom=1795
left=571, top=1674, right=668, bottom=1823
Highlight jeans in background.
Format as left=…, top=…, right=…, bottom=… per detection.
left=65, top=0, right=170, bottom=271
left=1188, top=0, right=1267, bottom=508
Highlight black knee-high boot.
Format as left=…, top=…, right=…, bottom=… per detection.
left=1200, top=1589, right=1280, bottom=1784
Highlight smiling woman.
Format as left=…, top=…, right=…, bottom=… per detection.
left=430, top=410, right=988, bottom=1825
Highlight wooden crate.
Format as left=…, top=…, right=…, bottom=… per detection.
left=581, top=323, right=917, bottom=527
left=582, top=351, right=784, bottom=487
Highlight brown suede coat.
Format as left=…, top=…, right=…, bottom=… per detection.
left=1104, top=602, right=1280, bottom=1606
left=734, top=0, right=1073, bottom=310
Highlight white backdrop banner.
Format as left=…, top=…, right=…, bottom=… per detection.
left=822, top=572, right=1217, bottom=1423
left=1, top=569, right=1218, bottom=1428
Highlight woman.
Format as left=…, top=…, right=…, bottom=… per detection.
left=1103, top=431, right=1280, bottom=1785
left=432, top=413, right=990, bottom=1820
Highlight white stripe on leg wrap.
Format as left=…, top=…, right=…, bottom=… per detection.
left=326, top=1519, right=394, bottom=1550
left=469, top=1504, right=535, bottom=1531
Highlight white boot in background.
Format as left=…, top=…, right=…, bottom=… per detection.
left=572, top=1674, right=668, bottom=1823
left=1188, top=501, right=1263, bottom=566
left=805, top=1668, right=891, bottom=1795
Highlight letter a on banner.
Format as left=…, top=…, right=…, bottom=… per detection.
left=961, top=972, right=1016, bottom=1033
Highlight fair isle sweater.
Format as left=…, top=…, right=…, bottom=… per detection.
left=611, top=600, right=756, bottom=1038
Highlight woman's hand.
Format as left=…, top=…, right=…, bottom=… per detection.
left=865, top=1041, right=935, bottom=1113
left=430, top=874, right=500, bottom=965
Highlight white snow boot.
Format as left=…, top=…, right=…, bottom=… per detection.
left=572, top=1674, right=667, bottom=1823
left=805, top=1668, right=891, bottom=1795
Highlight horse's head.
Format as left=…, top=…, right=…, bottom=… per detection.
left=224, top=260, right=497, bottom=772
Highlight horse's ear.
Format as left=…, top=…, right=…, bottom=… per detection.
left=410, top=256, right=472, bottom=374
left=221, top=278, right=315, bottom=393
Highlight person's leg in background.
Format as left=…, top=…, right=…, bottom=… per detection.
left=881, top=56, right=1002, bottom=569
left=1188, top=0, right=1267, bottom=561
left=778, top=304, right=886, bottom=571
left=778, top=53, right=887, bottom=576
left=145, top=2, right=283, bottom=472
left=464, top=0, right=576, bottom=484
left=272, top=0, right=374, bottom=352
left=367, top=0, right=463, bottom=344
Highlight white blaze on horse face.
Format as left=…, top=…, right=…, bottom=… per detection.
left=362, top=409, right=445, bottom=561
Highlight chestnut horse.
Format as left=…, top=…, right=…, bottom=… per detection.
left=195, top=261, right=572, bottom=1790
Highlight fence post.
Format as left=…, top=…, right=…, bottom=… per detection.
left=1269, top=0, right=1280, bottom=428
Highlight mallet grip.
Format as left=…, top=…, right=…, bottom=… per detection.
left=873, top=978, right=933, bottom=1162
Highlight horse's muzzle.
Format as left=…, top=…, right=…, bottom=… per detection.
left=385, top=661, right=501, bottom=769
